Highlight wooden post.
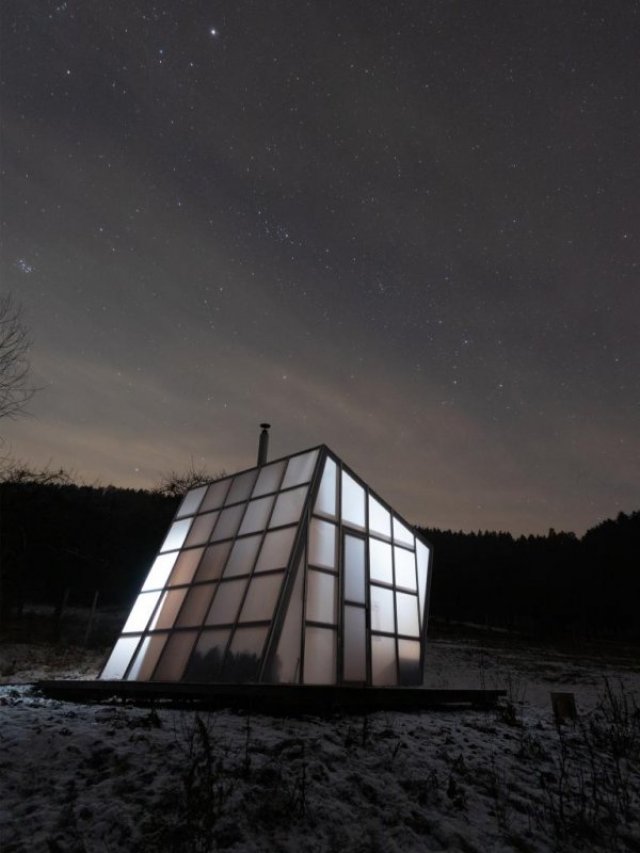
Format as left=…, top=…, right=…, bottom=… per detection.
left=84, top=590, right=100, bottom=646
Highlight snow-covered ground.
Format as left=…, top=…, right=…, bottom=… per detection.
left=1, top=632, right=638, bottom=852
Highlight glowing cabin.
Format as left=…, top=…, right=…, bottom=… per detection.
left=100, top=443, right=433, bottom=687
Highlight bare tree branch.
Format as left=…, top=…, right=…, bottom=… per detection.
left=0, top=294, right=35, bottom=420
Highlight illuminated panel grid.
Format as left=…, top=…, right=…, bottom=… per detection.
left=306, top=453, right=431, bottom=687
left=100, top=449, right=318, bottom=682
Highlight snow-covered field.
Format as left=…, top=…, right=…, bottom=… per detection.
left=1, top=631, right=638, bottom=852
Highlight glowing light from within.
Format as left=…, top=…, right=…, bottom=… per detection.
left=210, top=28, right=217, bottom=36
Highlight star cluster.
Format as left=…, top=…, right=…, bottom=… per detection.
left=1, top=0, right=639, bottom=534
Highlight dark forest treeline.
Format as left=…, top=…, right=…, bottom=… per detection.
left=420, top=514, right=640, bottom=641
left=0, top=479, right=638, bottom=641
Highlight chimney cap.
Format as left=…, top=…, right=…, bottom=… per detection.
left=260, top=422, right=271, bottom=429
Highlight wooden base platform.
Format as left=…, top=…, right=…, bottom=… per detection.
left=37, top=680, right=505, bottom=714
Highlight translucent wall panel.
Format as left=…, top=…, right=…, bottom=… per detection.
left=201, top=478, right=232, bottom=512
left=206, top=578, right=248, bottom=626
left=344, top=535, right=365, bottom=604
left=224, top=626, right=269, bottom=682
left=223, top=535, right=262, bottom=578
left=122, top=591, right=162, bottom=633
left=416, top=541, right=430, bottom=628
left=152, top=631, right=198, bottom=681
left=239, top=495, right=274, bottom=535
left=194, top=542, right=232, bottom=583
left=371, top=635, right=397, bottom=686
left=211, top=504, right=245, bottom=541
left=282, top=449, right=318, bottom=489
left=304, top=626, right=336, bottom=684
left=341, top=471, right=365, bottom=528
left=308, top=519, right=336, bottom=568
left=269, top=556, right=304, bottom=684
left=169, top=547, right=205, bottom=586
left=396, top=592, right=420, bottom=637
left=176, top=485, right=207, bottom=519
left=314, top=457, right=337, bottom=518
left=398, top=639, right=421, bottom=685
left=368, top=495, right=391, bottom=538
left=184, top=511, right=219, bottom=547
left=394, top=547, right=417, bottom=591
left=160, top=518, right=192, bottom=553
left=369, top=539, right=392, bottom=585
left=393, top=517, right=415, bottom=548
left=252, top=460, right=286, bottom=497
left=149, top=588, right=188, bottom=630
left=255, top=527, right=296, bottom=572
left=101, top=636, right=140, bottom=680
left=239, top=572, right=284, bottom=622
left=306, top=569, right=337, bottom=624
left=225, top=469, right=258, bottom=505
left=270, top=485, right=307, bottom=528
left=184, top=629, right=229, bottom=682
left=127, top=633, right=168, bottom=681
left=343, top=606, right=366, bottom=681
left=176, top=583, right=217, bottom=627
left=370, top=585, right=395, bottom=633
left=142, top=553, right=178, bottom=591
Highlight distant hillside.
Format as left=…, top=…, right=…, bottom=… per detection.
left=1, top=478, right=637, bottom=640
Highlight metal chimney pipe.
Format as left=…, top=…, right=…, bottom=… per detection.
left=257, top=423, right=271, bottom=466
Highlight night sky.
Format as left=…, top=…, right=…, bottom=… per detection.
left=2, top=1, right=639, bottom=535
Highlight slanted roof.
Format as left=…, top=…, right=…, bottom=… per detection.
left=100, top=445, right=433, bottom=686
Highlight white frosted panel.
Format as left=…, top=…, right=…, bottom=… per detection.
left=142, top=553, right=178, bottom=591
left=160, top=518, right=192, bottom=552
left=393, top=517, right=415, bottom=548
left=343, top=605, right=366, bottom=681
left=184, top=511, right=218, bottom=547
left=416, top=541, right=430, bottom=627
left=122, top=591, right=162, bottom=633
left=224, top=626, right=269, bottom=681
left=398, top=639, right=421, bottom=686
left=176, top=583, right=217, bottom=627
left=176, top=485, right=207, bottom=519
left=303, top=626, right=336, bottom=684
left=255, top=526, right=296, bottom=572
left=225, top=470, right=258, bottom=505
left=169, top=548, right=205, bottom=586
left=368, top=495, right=391, bottom=538
left=194, top=542, right=231, bottom=582
left=239, top=495, right=274, bottom=534
left=210, top=504, right=245, bottom=541
left=126, top=633, right=167, bottom=681
left=224, top=535, right=261, bottom=578
left=185, top=628, right=229, bottom=681
left=341, top=471, right=365, bottom=528
left=394, top=546, right=417, bottom=591
left=149, top=588, right=188, bottom=630
left=308, top=519, right=336, bottom=568
left=239, top=572, right=284, bottom=622
left=152, top=631, right=198, bottom=681
left=282, top=449, right=319, bottom=489
left=371, top=635, right=397, bottom=686
left=396, top=592, right=420, bottom=637
left=344, top=535, right=365, bottom=604
left=270, top=556, right=304, bottom=683
left=314, top=457, right=337, bottom=517
left=369, top=539, right=392, bottom=584
left=252, top=460, right=286, bottom=497
left=370, top=585, right=395, bottom=633
left=201, top=478, right=232, bottom=512
left=270, top=485, right=307, bottom=528
left=305, top=569, right=337, bottom=624
left=100, top=636, right=140, bottom=680
left=205, top=578, right=248, bottom=625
